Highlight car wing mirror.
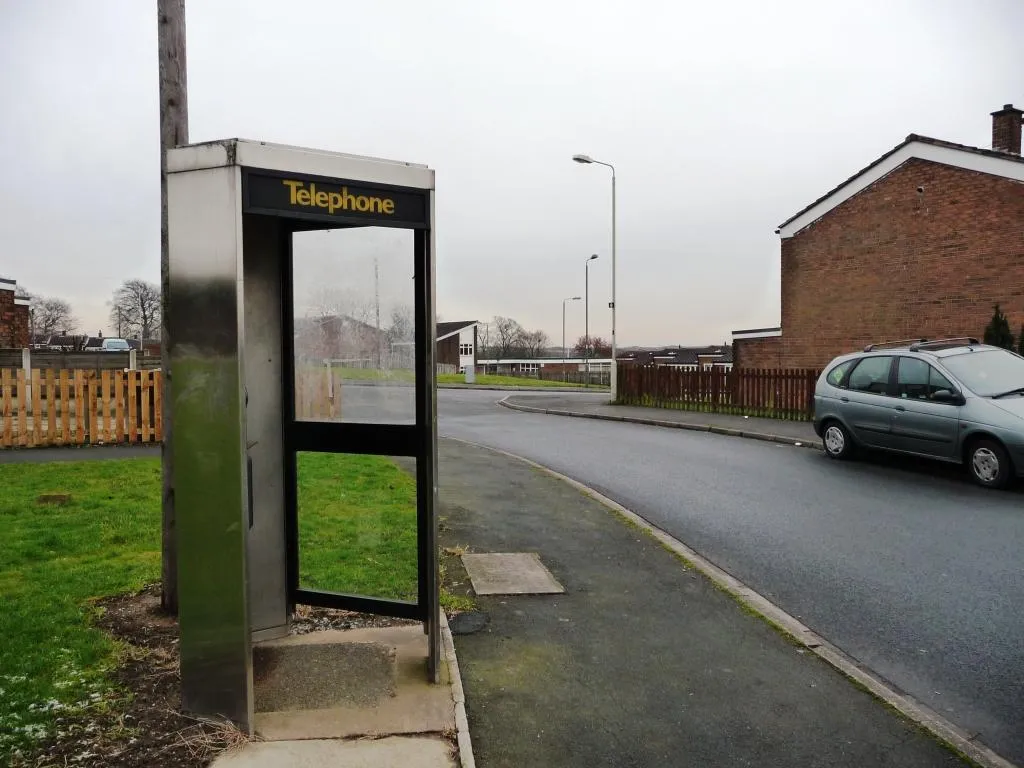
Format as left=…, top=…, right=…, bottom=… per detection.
left=932, top=389, right=965, bottom=405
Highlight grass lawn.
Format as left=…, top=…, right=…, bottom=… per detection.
left=297, top=452, right=417, bottom=599
left=0, top=453, right=431, bottom=762
left=331, top=366, right=415, bottom=382
left=436, top=373, right=604, bottom=388
left=0, top=460, right=161, bottom=761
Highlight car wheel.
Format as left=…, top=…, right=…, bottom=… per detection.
left=967, top=438, right=1013, bottom=489
left=822, top=420, right=854, bottom=460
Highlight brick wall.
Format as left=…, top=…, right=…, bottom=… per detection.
left=0, top=286, right=29, bottom=349
left=733, top=336, right=783, bottom=369
left=778, top=158, right=1024, bottom=369
left=437, top=335, right=459, bottom=367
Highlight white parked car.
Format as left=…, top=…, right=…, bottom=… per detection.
left=100, top=338, right=132, bottom=352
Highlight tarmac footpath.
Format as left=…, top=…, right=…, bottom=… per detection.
left=437, top=438, right=970, bottom=768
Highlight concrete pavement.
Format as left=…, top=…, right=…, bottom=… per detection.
left=499, top=391, right=819, bottom=446
left=436, top=438, right=972, bottom=768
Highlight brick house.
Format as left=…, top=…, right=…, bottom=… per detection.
left=0, top=277, right=31, bottom=348
left=734, top=104, right=1024, bottom=370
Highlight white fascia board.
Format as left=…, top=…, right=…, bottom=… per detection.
left=167, top=139, right=433, bottom=189
left=732, top=329, right=782, bottom=340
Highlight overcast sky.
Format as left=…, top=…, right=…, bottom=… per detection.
left=2, top=1, right=1022, bottom=347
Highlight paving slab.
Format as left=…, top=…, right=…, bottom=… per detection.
left=461, top=552, right=565, bottom=595
left=253, top=626, right=454, bottom=742
left=253, top=641, right=396, bottom=712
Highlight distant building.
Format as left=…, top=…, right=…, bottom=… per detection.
left=436, top=321, right=479, bottom=372
left=617, top=345, right=733, bottom=371
left=0, top=277, right=30, bottom=349
left=734, top=103, right=1024, bottom=370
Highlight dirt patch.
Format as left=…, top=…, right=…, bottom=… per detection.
left=12, top=585, right=420, bottom=767
left=290, top=604, right=417, bottom=635
left=11, top=584, right=242, bottom=768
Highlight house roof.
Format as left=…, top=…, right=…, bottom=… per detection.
left=777, top=134, right=1024, bottom=238
left=436, top=321, right=478, bottom=342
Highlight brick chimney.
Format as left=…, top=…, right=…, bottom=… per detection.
left=991, top=103, right=1022, bottom=155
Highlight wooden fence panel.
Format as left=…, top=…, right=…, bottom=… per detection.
left=74, top=371, right=84, bottom=443
left=153, top=370, right=163, bottom=441
left=88, top=371, right=99, bottom=445
left=616, top=364, right=820, bottom=420
left=101, top=371, right=112, bottom=443
left=46, top=369, right=56, bottom=440
left=114, top=370, right=125, bottom=444
left=141, top=371, right=152, bottom=442
left=60, top=370, right=70, bottom=444
left=17, top=369, right=27, bottom=446
left=127, top=370, right=138, bottom=443
left=31, top=370, right=42, bottom=446
left=2, top=369, right=11, bottom=447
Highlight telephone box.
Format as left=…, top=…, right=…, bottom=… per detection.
left=166, top=139, right=438, bottom=731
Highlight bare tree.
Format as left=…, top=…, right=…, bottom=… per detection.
left=521, top=329, right=549, bottom=358
left=386, top=304, right=415, bottom=345
left=573, top=335, right=612, bottom=357
left=476, top=321, right=493, bottom=358
left=110, top=280, right=162, bottom=340
left=27, top=295, right=77, bottom=337
left=492, top=316, right=525, bottom=358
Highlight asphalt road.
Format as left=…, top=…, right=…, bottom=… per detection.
left=437, top=389, right=1024, bottom=765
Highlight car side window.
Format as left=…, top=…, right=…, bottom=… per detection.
left=847, top=356, right=893, bottom=395
left=897, top=357, right=930, bottom=399
left=897, top=358, right=958, bottom=401
left=929, top=368, right=955, bottom=397
left=826, top=360, right=854, bottom=387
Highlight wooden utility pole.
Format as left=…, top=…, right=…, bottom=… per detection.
left=158, top=0, right=188, bottom=615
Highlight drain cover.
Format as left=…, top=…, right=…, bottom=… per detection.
left=448, top=611, right=489, bottom=635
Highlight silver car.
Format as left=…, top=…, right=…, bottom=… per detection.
left=813, top=338, right=1024, bottom=489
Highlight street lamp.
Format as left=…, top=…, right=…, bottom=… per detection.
left=584, top=254, right=598, bottom=384
left=573, top=153, right=617, bottom=398
left=562, top=296, right=581, bottom=382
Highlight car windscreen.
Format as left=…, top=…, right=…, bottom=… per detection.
left=940, top=349, right=1024, bottom=397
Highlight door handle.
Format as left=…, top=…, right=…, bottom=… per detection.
left=840, top=397, right=849, bottom=402
left=895, top=405, right=906, bottom=412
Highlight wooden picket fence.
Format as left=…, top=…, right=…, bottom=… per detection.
left=295, top=367, right=341, bottom=421
left=617, top=365, right=820, bottom=421
left=0, top=368, right=162, bottom=448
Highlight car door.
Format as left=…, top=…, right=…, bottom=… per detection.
left=889, top=357, right=960, bottom=459
left=841, top=355, right=897, bottom=447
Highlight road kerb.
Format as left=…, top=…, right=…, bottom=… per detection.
left=497, top=397, right=822, bottom=451
left=440, top=610, right=475, bottom=768
left=445, top=435, right=1017, bottom=768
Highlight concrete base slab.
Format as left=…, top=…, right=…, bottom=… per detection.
left=461, top=552, right=565, bottom=595
left=254, top=625, right=455, bottom=742
left=211, top=735, right=457, bottom=768
left=254, top=641, right=396, bottom=712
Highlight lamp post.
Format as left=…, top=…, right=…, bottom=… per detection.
left=573, top=154, right=617, bottom=398
left=562, top=295, right=581, bottom=382
left=584, top=254, right=598, bottom=385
